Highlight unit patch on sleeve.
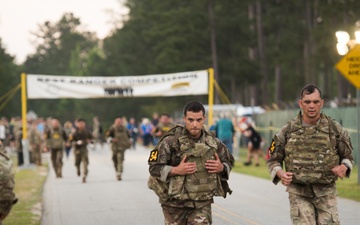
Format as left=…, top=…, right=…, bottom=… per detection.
left=269, top=139, right=276, bottom=153
left=148, top=149, right=159, bottom=162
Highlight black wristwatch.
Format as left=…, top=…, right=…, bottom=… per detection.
left=342, top=163, right=350, bottom=171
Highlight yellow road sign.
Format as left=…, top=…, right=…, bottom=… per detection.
left=335, top=44, right=360, bottom=89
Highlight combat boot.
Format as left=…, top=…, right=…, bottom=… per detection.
left=82, top=177, right=86, bottom=183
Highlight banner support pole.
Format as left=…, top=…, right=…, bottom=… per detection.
left=208, top=68, right=214, bottom=127
left=21, top=73, right=30, bottom=166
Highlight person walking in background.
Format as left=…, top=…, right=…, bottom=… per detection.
left=106, top=117, right=131, bottom=181
left=63, top=121, right=74, bottom=158
left=45, top=118, right=67, bottom=178
left=92, top=116, right=103, bottom=150
left=215, top=113, right=235, bottom=157
left=243, top=125, right=266, bottom=166
left=151, top=113, right=174, bottom=145
left=0, top=119, right=6, bottom=144
left=29, top=121, right=42, bottom=166
left=267, top=84, right=354, bottom=224
left=148, top=101, right=234, bottom=225
left=69, top=119, right=93, bottom=183
left=126, top=117, right=138, bottom=150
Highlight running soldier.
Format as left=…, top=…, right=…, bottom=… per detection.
left=106, top=117, right=131, bottom=181
left=69, top=119, right=93, bottom=183
left=46, top=118, right=67, bottom=178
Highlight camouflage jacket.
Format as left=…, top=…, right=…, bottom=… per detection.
left=267, top=111, right=354, bottom=197
left=148, top=125, right=234, bottom=207
left=106, top=124, right=130, bottom=150
left=0, top=144, right=18, bottom=221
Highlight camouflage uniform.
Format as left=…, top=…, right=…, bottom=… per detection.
left=148, top=125, right=234, bottom=225
left=70, top=129, right=93, bottom=182
left=46, top=127, right=67, bottom=178
left=267, top=112, right=354, bottom=225
left=29, top=128, right=42, bottom=166
left=106, top=124, right=131, bottom=180
left=0, top=143, right=17, bottom=223
left=153, top=122, right=175, bottom=139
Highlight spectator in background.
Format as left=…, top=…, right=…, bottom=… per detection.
left=0, top=118, right=6, bottom=144
left=151, top=112, right=159, bottom=127
left=63, top=121, right=74, bottom=158
left=92, top=116, right=103, bottom=150
left=215, top=114, right=235, bottom=157
left=126, top=117, right=139, bottom=150
left=243, top=125, right=266, bottom=166
left=8, top=117, right=16, bottom=151
left=209, top=117, right=218, bottom=134
left=140, top=118, right=154, bottom=148
left=15, top=125, right=23, bottom=166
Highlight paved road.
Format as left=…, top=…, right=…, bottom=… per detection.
left=41, top=144, right=360, bottom=225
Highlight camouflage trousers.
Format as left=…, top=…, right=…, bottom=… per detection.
left=74, top=148, right=89, bottom=178
left=0, top=199, right=17, bottom=222
left=50, top=148, right=63, bottom=177
left=112, top=148, right=125, bottom=175
left=162, top=204, right=212, bottom=225
left=289, top=193, right=339, bottom=225
left=31, top=144, right=42, bottom=165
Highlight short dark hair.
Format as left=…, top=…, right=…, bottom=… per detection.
left=299, top=84, right=322, bottom=99
left=160, top=113, right=170, bottom=118
left=183, top=101, right=205, bottom=116
left=77, top=118, right=86, bottom=123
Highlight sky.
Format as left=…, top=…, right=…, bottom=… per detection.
left=0, top=0, right=128, bottom=64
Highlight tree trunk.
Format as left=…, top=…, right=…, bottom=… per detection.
left=274, top=64, right=281, bottom=103
left=256, top=0, right=268, bottom=105
left=208, top=0, right=220, bottom=104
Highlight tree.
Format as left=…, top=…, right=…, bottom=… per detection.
left=0, top=38, right=22, bottom=117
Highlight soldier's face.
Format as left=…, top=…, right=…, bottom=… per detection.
left=77, top=121, right=85, bottom=130
left=183, top=111, right=205, bottom=138
left=298, top=89, right=324, bottom=121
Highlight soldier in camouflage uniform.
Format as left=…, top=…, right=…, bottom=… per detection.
left=46, top=118, right=67, bottom=178
left=152, top=113, right=175, bottom=145
left=69, top=119, right=93, bottom=183
left=106, top=117, right=131, bottom=181
left=148, top=101, right=234, bottom=225
left=0, top=140, right=17, bottom=224
left=267, top=84, right=354, bottom=225
left=29, top=121, right=42, bottom=166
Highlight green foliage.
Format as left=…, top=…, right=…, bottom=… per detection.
left=1, top=1, right=360, bottom=124
left=0, top=39, right=22, bottom=117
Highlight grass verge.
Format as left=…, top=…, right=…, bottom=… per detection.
left=4, top=155, right=47, bottom=225
left=233, top=148, right=360, bottom=202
